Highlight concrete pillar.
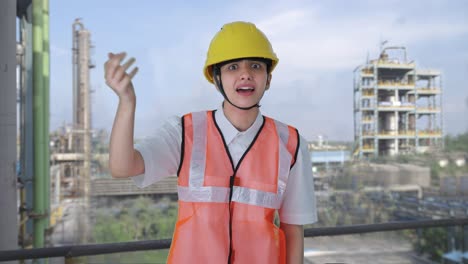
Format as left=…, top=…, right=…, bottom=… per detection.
left=0, top=0, right=19, bottom=258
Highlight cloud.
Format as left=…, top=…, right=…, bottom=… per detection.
left=257, top=9, right=310, bottom=38
left=256, top=9, right=468, bottom=75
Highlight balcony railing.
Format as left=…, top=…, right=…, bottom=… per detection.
left=362, top=145, right=375, bottom=151
left=361, top=130, right=443, bottom=138
left=417, top=107, right=441, bottom=113
left=409, top=88, right=441, bottom=94
left=361, top=69, right=373, bottom=76
left=376, top=130, right=442, bottom=137
left=377, top=80, right=415, bottom=88
left=1, top=218, right=467, bottom=261
left=361, top=91, right=375, bottom=97
left=375, top=60, right=416, bottom=69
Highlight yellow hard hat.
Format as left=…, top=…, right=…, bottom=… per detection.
left=203, top=21, right=279, bottom=84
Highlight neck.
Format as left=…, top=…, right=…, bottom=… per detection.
left=222, top=101, right=259, bottom=132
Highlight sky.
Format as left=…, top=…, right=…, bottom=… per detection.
left=46, top=0, right=468, bottom=141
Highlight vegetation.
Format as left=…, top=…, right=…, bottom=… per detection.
left=364, top=133, right=468, bottom=182
left=91, top=196, right=178, bottom=263
left=413, top=227, right=448, bottom=262
left=401, top=226, right=465, bottom=263
left=306, top=192, right=392, bottom=229
left=368, top=133, right=468, bottom=261
left=430, top=133, right=468, bottom=181
left=444, top=132, right=468, bottom=153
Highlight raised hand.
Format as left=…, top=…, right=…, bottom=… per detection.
left=104, top=52, right=139, bottom=102
left=106, top=52, right=145, bottom=178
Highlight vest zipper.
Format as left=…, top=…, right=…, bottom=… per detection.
left=210, top=110, right=266, bottom=264
left=228, top=175, right=235, bottom=264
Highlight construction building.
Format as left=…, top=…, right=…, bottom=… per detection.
left=353, top=46, right=443, bottom=159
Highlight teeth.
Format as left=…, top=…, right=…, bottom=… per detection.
left=237, top=87, right=254, bottom=91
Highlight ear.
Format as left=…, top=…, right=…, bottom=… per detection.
left=265, top=73, right=272, bottom=90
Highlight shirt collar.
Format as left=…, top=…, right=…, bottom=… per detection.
left=214, top=105, right=263, bottom=145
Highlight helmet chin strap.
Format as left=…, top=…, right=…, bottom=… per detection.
left=213, top=67, right=261, bottom=111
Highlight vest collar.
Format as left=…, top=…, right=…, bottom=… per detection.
left=214, top=105, right=263, bottom=146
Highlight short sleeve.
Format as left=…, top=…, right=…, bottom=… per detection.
left=132, top=116, right=182, bottom=188
left=278, top=135, right=318, bottom=225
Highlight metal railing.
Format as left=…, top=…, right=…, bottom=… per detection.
left=0, top=218, right=467, bottom=262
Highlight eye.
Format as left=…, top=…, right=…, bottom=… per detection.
left=227, top=64, right=238, bottom=70
left=251, top=62, right=263, bottom=70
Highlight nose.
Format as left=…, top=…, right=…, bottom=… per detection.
left=239, top=65, right=252, bottom=81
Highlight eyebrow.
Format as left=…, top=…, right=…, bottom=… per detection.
left=225, top=60, right=265, bottom=65
left=220, top=60, right=266, bottom=71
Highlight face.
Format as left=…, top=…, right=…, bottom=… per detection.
left=217, top=59, right=272, bottom=109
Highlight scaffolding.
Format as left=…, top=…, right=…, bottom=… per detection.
left=353, top=46, right=443, bottom=159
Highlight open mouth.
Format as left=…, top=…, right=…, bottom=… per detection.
left=236, top=87, right=255, bottom=94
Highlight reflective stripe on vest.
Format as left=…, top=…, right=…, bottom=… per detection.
left=177, top=111, right=294, bottom=209
left=189, top=111, right=207, bottom=187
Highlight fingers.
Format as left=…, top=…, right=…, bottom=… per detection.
left=119, top=67, right=138, bottom=91
left=122, top=57, right=136, bottom=71
left=105, top=52, right=127, bottom=79
left=114, top=57, right=136, bottom=81
left=113, top=67, right=126, bottom=83
left=128, top=67, right=139, bottom=79
left=113, top=60, right=137, bottom=83
left=104, top=52, right=138, bottom=84
left=110, top=52, right=126, bottom=62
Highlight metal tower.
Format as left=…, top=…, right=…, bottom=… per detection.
left=71, top=18, right=94, bottom=242
left=71, top=19, right=94, bottom=198
left=353, top=46, right=443, bottom=159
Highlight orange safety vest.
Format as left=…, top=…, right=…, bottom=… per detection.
left=167, top=110, right=299, bottom=264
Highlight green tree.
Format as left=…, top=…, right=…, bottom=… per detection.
left=445, top=132, right=468, bottom=153
left=91, top=196, right=178, bottom=263
left=413, top=227, right=447, bottom=262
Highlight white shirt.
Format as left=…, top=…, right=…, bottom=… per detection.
left=133, top=108, right=317, bottom=225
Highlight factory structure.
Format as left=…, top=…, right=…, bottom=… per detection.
left=50, top=19, right=94, bottom=200
left=48, top=19, right=95, bottom=243
left=353, top=46, right=443, bottom=159
left=14, top=15, right=95, bottom=248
